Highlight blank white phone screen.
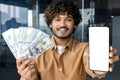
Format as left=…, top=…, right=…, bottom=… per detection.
left=89, top=27, right=109, bottom=72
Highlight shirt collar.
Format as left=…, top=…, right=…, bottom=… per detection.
left=51, top=36, right=74, bottom=51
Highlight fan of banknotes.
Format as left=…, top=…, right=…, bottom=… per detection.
left=2, top=27, right=53, bottom=59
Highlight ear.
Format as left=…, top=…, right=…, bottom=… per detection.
left=74, top=26, right=76, bottom=28
left=50, top=24, right=52, bottom=28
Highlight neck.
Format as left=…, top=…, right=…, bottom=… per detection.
left=53, top=35, right=71, bottom=46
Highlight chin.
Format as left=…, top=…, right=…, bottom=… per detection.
left=56, top=35, right=71, bottom=39
left=53, top=32, right=72, bottom=39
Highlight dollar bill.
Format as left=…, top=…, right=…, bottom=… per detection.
left=2, top=27, right=53, bottom=59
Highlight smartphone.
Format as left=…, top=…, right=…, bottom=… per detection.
left=89, top=27, right=109, bottom=72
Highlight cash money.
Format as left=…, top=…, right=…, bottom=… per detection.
left=2, top=27, right=53, bottom=59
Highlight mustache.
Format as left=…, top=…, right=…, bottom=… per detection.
left=57, top=26, right=69, bottom=30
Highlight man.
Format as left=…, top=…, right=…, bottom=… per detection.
left=16, top=1, right=119, bottom=80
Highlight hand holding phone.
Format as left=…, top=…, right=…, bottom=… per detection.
left=89, top=27, right=109, bottom=72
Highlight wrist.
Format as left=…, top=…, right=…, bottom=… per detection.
left=93, top=71, right=106, bottom=79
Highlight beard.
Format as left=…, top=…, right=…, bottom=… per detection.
left=53, top=31, right=72, bottom=39
left=51, top=27, right=75, bottom=39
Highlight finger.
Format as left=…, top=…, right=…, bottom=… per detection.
left=16, top=56, right=27, bottom=68
left=110, top=46, right=113, bottom=50
left=114, top=48, right=117, bottom=53
left=113, top=55, right=119, bottom=62
left=17, top=58, right=34, bottom=74
left=109, top=63, right=114, bottom=72
left=114, top=56, right=120, bottom=62
left=94, top=71, right=107, bottom=75
left=20, top=58, right=34, bottom=69
left=109, top=57, right=115, bottom=65
left=21, top=64, right=35, bottom=77
left=24, top=67, right=37, bottom=80
left=110, top=46, right=117, bottom=53
left=109, top=47, right=117, bottom=57
left=109, top=56, right=119, bottom=72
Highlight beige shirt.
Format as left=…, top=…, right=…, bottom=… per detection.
left=20, top=36, right=104, bottom=80
left=33, top=36, right=102, bottom=80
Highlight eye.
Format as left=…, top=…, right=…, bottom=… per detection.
left=66, top=18, right=73, bottom=22
left=54, top=18, right=61, bottom=21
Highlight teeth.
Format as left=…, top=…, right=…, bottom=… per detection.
left=60, top=28, right=66, bottom=31
left=58, top=28, right=67, bottom=33
left=59, top=28, right=67, bottom=31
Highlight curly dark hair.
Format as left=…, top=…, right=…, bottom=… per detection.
left=44, top=1, right=82, bottom=27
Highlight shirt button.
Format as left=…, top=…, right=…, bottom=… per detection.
left=58, top=67, right=62, bottom=71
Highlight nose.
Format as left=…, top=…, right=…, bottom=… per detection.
left=60, top=20, right=66, bottom=27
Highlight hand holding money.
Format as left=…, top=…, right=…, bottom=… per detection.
left=16, top=56, right=38, bottom=80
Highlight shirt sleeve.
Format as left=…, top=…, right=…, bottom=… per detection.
left=83, top=45, right=106, bottom=79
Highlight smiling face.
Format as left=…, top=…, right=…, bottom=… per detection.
left=44, top=1, right=82, bottom=40
left=50, top=13, right=76, bottom=39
